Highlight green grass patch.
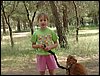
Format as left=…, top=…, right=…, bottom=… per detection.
left=1, top=28, right=99, bottom=74
left=80, top=25, right=99, bottom=30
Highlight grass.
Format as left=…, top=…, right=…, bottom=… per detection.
left=80, top=25, right=99, bottom=30
left=1, top=34, right=36, bottom=74
left=56, top=33, right=99, bottom=57
left=1, top=27, right=99, bottom=74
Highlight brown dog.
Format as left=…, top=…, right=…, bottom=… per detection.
left=66, top=55, right=87, bottom=75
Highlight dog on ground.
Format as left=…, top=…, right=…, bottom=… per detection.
left=66, top=55, right=87, bottom=75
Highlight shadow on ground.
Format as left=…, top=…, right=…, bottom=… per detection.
left=1, top=56, right=99, bottom=75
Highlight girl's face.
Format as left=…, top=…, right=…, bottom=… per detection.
left=38, top=15, right=48, bottom=29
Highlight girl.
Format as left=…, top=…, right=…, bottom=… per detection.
left=31, top=13, right=58, bottom=75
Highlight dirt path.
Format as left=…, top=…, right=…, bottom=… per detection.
left=2, top=55, right=99, bottom=75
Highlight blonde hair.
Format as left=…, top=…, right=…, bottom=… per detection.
left=37, top=13, right=48, bottom=21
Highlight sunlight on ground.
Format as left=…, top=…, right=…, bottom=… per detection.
left=79, top=30, right=99, bottom=34
left=2, top=32, right=30, bottom=40
left=2, top=29, right=99, bottom=40
left=1, top=29, right=99, bottom=75
left=57, top=53, right=99, bottom=63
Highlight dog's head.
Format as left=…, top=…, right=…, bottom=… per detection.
left=66, top=55, right=77, bottom=66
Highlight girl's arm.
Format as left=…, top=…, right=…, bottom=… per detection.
left=44, top=41, right=58, bottom=51
left=32, top=43, right=44, bottom=49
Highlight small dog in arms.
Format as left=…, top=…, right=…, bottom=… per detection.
left=66, top=55, right=87, bottom=75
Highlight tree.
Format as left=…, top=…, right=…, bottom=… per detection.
left=49, top=1, right=68, bottom=48
left=10, top=1, right=28, bottom=32
left=1, top=14, right=6, bottom=34
left=23, top=1, right=40, bottom=35
left=62, top=2, right=69, bottom=33
left=1, top=1, right=19, bottom=47
left=16, top=18, right=21, bottom=32
left=73, top=1, right=80, bottom=42
left=62, top=2, right=69, bottom=48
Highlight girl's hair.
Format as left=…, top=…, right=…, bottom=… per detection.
left=37, top=13, right=48, bottom=21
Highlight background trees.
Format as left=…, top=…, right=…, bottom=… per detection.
left=1, top=1, right=19, bottom=47
left=1, top=1, right=99, bottom=47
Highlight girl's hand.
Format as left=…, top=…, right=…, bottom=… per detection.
left=44, top=46, right=51, bottom=51
left=38, top=44, right=44, bottom=49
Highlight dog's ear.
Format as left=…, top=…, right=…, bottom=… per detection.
left=70, top=55, right=77, bottom=64
left=73, top=58, right=77, bottom=63
left=67, top=55, right=74, bottom=59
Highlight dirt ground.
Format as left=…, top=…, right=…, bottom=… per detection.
left=1, top=30, right=99, bottom=75
left=1, top=54, right=99, bottom=75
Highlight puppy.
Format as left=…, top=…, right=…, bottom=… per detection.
left=66, top=55, right=87, bottom=75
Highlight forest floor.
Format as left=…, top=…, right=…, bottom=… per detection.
left=1, top=29, right=99, bottom=75
left=1, top=54, right=99, bottom=75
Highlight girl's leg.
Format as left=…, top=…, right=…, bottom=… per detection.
left=40, top=71, right=45, bottom=75
left=37, top=55, right=46, bottom=75
left=49, top=69, right=55, bottom=75
left=46, top=55, right=58, bottom=75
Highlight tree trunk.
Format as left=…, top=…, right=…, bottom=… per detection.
left=17, top=18, right=21, bottom=32
left=49, top=1, right=68, bottom=48
left=62, top=3, right=69, bottom=48
left=80, top=17, right=85, bottom=26
left=23, top=1, right=38, bottom=35
left=62, top=3, right=69, bottom=33
left=73, top=1, right=79, bottom=42
left=23, top=2, right=33, bottom=35
left=93, top=15, right=98, bottom=25
left=1, top=2, right=14, bottom=47
left=8, top=18, right=14, bottom=47
left=2, top=14, right=6, bottom=34
left=23, top=21, right=27, bottom=30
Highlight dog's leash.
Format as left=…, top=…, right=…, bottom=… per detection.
left=43, top=44, right=72, bottom=75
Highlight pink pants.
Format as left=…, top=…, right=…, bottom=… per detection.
left=36, top=54, right=58, bottom=71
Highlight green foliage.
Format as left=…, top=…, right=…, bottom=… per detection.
left=2, top=1, right=99, bottom=31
